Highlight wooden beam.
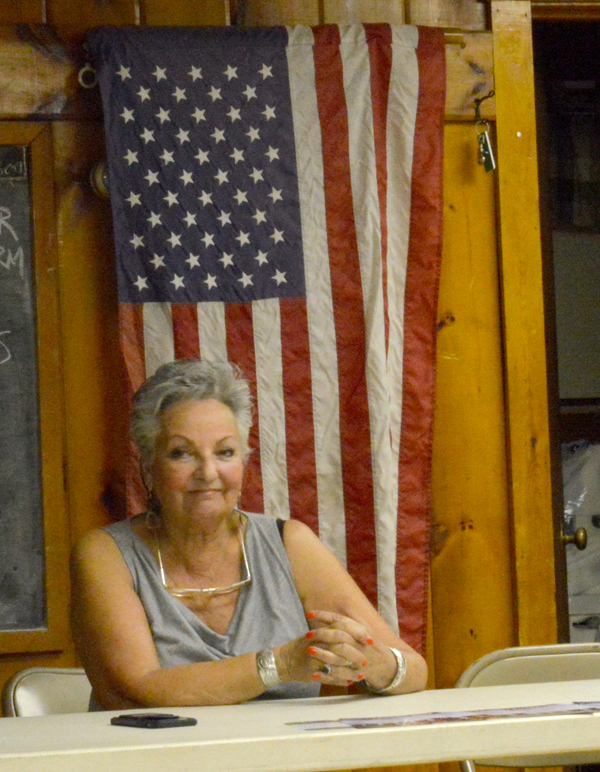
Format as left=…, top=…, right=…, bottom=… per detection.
left=46, top=0, right=137, bottom=42
left=532, top=0, right=600, bottom=20
left=141, top=0, right=229, bottom=26
left=431, top=123, right=515, bottom=689
left=53, top=121, right=129, bottom=541
left=0, top=0, right=44, bottom=25
left=492, top=0, right=558, bottom=646
left=322, top=0, right=404, bottom=23
left=240, top=0, right=319, bottom=25
left=0, top=25, right=495, bottom=123
left=408, top=0, right=487, bottom=30
left=445, top=32, right=495, bottom=122
left=0, top=25, right=99, bottom=120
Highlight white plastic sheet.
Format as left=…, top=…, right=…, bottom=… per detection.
left=563, top=441, right=600, bottom=611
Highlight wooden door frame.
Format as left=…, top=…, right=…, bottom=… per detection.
left=492, top=0, right=566, bottom=646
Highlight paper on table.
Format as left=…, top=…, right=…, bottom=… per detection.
left=290, top=701, right=600, bottom=732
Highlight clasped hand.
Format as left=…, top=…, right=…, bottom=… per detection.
left=276, top=610, right=379, bottom=687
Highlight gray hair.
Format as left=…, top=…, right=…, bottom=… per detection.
left=131, top=360, right=253, bottom=465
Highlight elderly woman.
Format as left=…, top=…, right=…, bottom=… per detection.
left=71, top=360, right=427, bottom=709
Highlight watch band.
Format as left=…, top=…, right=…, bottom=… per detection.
left=256, top=649, right=282, bottom=688
left=365, top=647, right=407, bottom=694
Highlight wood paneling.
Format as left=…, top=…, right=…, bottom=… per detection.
left=408, top=0, right=487, bottom=29
left=431, top=122, right=515, bottom=689
left=142, top=0, right=229, bottom=26
left=322, top=0, right=404, bottom=23
left=492, top=0, right=558, bottom=646
left=445, top=32, right=495, bottom=121
left=47, top=0, right=138, bottom=43
left=532, top=1, right=600, bottom=20
left=242, top=0, right=319, bottom=25
left=53, top=121, right=128, bottom=542
left=0, top=26, right=80, bottom=119
left=0, top=0, right=44, bottom=25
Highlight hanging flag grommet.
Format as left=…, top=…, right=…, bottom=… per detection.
left=89, top=160, right=109, bottom=200
left=78, top=63, right=98, bottom=89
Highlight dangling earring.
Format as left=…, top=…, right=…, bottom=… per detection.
left=147, top=490, right=161, bottom=517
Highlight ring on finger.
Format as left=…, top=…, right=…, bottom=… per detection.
left=319, top=664, right=332, bottom=676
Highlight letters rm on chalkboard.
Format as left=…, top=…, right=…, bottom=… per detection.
left=0, top=144, right=44, bottom=630
left=0, top=123, right=68, bottom=652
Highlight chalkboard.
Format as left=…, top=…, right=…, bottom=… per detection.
left=0, top=144, right=45, bottom=631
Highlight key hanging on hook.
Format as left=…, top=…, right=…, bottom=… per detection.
left=476, top=121, right=496, bottom=172
left=474, top=91, right=496, bottom=173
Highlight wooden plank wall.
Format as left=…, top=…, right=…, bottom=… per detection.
left=491, top=0, right=558, bottom=648
left=0, top=0, right=501, bottom=699
left=0, top=0, right=229, bottom=37
left=0, top=8, right=560, bottom=768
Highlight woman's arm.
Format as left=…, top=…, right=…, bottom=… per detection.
left=280, top=519, right=428, bottom=695
left=71, top=529, right=319, bottom=708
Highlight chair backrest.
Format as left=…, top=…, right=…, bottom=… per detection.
left=456, top=643, right=600, bottom=772
left=2, top=667, right=92, bottom=717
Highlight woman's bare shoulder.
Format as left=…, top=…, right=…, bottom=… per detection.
left=72, top=526, right=117, bottom=558
left=281, top=517, right=318, bottom=544
left=71, top=525, right=132, bottom=585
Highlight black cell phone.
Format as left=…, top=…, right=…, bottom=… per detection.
left=111, top=712, right=197, bottom=728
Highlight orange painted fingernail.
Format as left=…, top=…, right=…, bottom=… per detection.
left=306, top=631, right=315, bottom=640
left=307, top=646, right=318, bottom=656
left=362, top=660, right=368, bottom=667
left=357, top=673, right=365, bottom=680
left=312, top=672, right=322, bottom=681
left=366, top=638, right=374, bottom=645
left=306, top=612, right=316, bottom=619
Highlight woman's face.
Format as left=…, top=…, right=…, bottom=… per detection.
left=148, top=398, right=245, bottom=525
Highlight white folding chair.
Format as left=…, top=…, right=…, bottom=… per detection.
left=2, top=667, right=92, bottom=717
left=455, top=643, right=600, bottom=772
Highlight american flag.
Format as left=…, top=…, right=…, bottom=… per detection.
left=86, top=23, right=445, bottom=651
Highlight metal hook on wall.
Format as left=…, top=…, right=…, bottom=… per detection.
left=474, top=90, right=495, bottom=123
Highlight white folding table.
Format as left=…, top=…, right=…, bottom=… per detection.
left=1, top=679, right=600, bottom=772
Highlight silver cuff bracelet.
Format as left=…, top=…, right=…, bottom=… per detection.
left=365, top=647, right=407, bottom=695
left=256, top=649, right=282, bottom=689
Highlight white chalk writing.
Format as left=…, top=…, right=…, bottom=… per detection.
left=0, top=331, right=10, bottom=365
left=0, top=245, right=24, bottom=277
left=0, top=207, right=23, bottom=278
left=0, top=160, right=26, bottom=178
left=0, top=207, right=18, bottom=242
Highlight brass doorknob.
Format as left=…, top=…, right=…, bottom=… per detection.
left=562, top=527, right=588, bottom=550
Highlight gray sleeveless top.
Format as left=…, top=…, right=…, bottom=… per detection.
left=90, top=512, right=319, bottom=708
